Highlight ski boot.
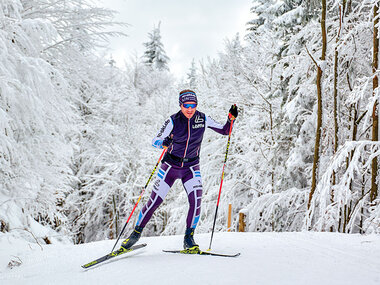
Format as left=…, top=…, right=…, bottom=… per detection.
left=121, top=225, right=143, bottom=250
left=183, top=228, right=200, bottom=253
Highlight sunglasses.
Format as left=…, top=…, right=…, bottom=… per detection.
left=182, top=103, right=197, bottom=109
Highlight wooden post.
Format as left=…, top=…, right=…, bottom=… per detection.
left=239, top=210, right=246, bottom=232
left=227, top=203, right=232, bottom=232
left=109, top=210, right=114, bottom=239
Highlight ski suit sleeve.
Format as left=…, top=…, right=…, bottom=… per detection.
left=205, top=114, right=232, bottom=135
left=152, top=118, right=174, bottom=149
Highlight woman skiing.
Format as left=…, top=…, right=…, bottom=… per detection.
left=121, top=89, right=238, bottom=251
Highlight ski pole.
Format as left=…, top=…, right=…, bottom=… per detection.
left=208, top=117, right=235, bottom=251
left=110, top=148, right=167, bottom=252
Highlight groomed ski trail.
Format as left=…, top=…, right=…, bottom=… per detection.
left=1, top=232, right=380, bottom=285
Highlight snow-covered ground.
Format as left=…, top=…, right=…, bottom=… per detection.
left=1, top=232, right=380, bottom=285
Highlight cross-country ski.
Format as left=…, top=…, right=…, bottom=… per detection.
left=81, top=243, right=147, bottom=269
left=162, top=248, right=240, bottom=258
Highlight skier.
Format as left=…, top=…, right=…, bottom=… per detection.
left=121, top=89, right=238, bottom=251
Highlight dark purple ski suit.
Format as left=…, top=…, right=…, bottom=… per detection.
left=136, top=110, right=232, bottom=230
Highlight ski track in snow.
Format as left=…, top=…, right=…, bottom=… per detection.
left=1, top=232, right=380, bottom=285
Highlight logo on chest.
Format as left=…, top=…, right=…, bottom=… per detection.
left=193, top=115, right=205, bottom=129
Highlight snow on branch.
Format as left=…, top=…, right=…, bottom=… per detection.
left=305, top=141, right=380, bottom=232
left=245, top=188, right=308, bottom=232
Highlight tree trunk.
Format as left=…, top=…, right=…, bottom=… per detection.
left=346, top=0, right=352, bottom=14
left=332, top=3, right=344, bottom=204
left=371, top=2, right=379, bottom=202
left=308, top=0, right=327, bottom=210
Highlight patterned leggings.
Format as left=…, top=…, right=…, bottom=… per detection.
left=136, top=162, right=203, bottom=229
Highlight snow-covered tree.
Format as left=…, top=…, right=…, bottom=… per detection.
left=247, top=0, right=314, bottom=37
left=306, top=0, right=380, bottom=233
left=187, top=59, right=197, bottom=89
left=143, top=22, right=170, bottom=71
left=0, top=0, right=78, bottom=242
left=0, top=0, right=131, bottom=245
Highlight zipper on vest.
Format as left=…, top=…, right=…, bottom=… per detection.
left=182, top=118, right=191, bottom=167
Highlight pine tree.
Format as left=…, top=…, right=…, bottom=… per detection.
left=246, top=0, right=311, bottom=35
left=143, top=22, right=170, bottom=71
left=246, top=0, right=318, bottom=56
left=246, top=0, right=277, bottom=33
left=187, top=59, right=197, bottom=89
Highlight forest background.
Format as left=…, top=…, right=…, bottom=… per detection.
left=1, top=0, right=380, bottom=246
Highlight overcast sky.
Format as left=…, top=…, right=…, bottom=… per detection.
left=100, top=0, right=253, bottom=78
